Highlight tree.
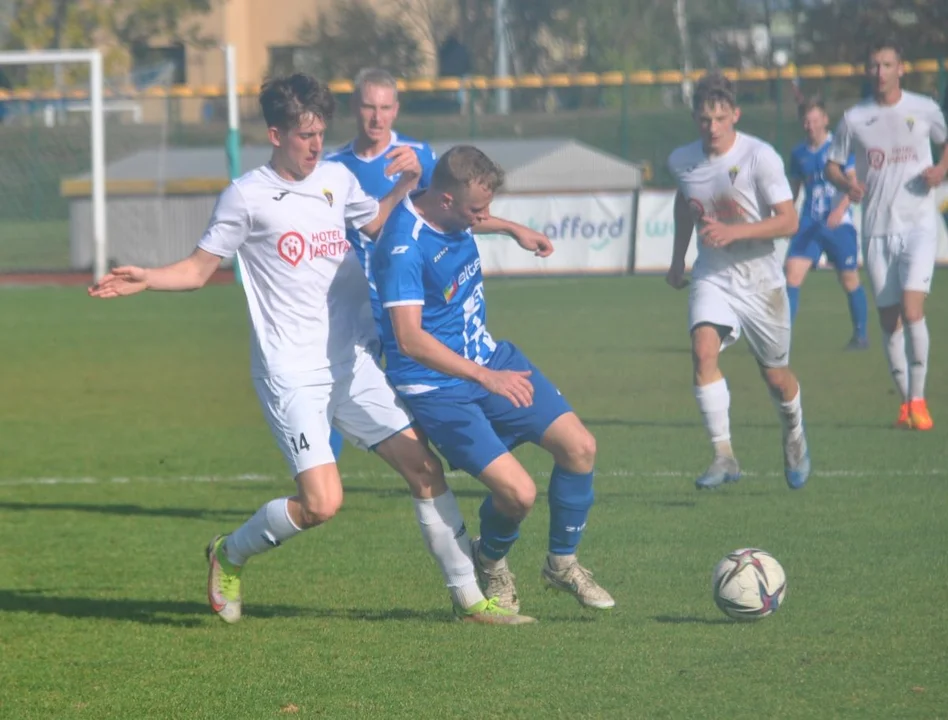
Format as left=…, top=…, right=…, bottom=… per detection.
left=297, top=0, right=423, bottom=80
left=797, top=0, right=948, bottom=64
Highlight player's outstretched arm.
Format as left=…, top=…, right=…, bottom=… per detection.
left=666, top=190, right=693, bottom=290
left=88, top=248, right=223, bottom=298
left=825, top=161, right=863, bottom=202
left=702, top=200, right=798, bottom=247
left=471, top=217, right=554, bottom=257
left=389, top=305, right=534, bottom=408
left=360, top=147, right=423, bottom=239
left=826, top=169, right=857, bottom=228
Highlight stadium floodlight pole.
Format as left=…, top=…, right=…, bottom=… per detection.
left=674, top=0, right=694, bottom=105
left=494, top=0, right=510, bottom=115
left=223, top=43, right=244, bottom=284
left=0, top=49, right=107, bottom=280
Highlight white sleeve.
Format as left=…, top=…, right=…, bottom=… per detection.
left=197, top=183, right=251, bottom=259
left=755, top=144, right=793, bottom=206
left=344, top=170, right=380, bottom=230
left=827, top=114, right=852, bottom=166
left=928, top=100, right=947, bottom=145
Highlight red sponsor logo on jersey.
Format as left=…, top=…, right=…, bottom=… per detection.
left=710, top=195, right=746, bottom=223
left=277, top=231, right=306, bottom=267
left=308, top=229, right=350, bottom=260
left=867, top=148, right=885, bottom=170
left=687, top=198, right=705, bottom=220
left=889, top=145, right=920, bottom=164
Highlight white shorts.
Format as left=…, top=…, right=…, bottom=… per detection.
left=689, top=279, right=791, bottom=367
left=253, top=349, right=412, bottom=476
left=863, top=224, right=936, bottom=307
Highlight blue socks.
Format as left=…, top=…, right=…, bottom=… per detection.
left=848, top=286, right=868, bottom=339
left=329, top=428, right=345, bottom=461
left=787, top=285, right=801, bottom=323
left=548, top=465, right=594, bottom=555
left=478, top=466, right=596, bottom=560
left=477, top=495, right=521, bottom=560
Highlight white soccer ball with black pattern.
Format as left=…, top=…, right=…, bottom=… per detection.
left=711, top=548, right=787, bottom=621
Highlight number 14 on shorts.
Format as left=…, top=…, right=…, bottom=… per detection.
left=290, top=433, right=310, bottom=454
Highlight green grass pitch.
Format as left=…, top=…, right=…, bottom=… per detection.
left=1, top=272, right=946, bottom=718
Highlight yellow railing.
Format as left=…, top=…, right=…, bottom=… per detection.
left=1, top=59, right=946, bottom=100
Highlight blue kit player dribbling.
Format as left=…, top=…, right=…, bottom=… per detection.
left=784, top=97, right=869, bottom=349
left=373, top=145, right=615, bottom=613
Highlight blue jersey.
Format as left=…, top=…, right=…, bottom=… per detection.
left=324, top=132, right=438, bottom=325
left=789, top=136, right=854, bottom=226
left=373, top=195, right=497, bottom=394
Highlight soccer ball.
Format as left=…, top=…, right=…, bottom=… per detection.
left=711, top=548, right=786, bottom=621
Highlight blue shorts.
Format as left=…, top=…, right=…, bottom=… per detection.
left=787, top=221, right=858, bottom=271
left=400, top=341, right=572, bottom=477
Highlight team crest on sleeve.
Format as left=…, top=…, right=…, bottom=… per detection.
left=322, top=189, right=334, bottom=207
left=277, top=231, right=306, bottom=267
left=728, top=165, right=740, bottom=184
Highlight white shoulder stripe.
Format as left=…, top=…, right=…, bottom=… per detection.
left=382, top=300, right=425, bottom=308
left=411, top=218, right=424, bottom=241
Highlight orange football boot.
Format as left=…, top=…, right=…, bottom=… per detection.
left=908, top=399, right=933, bottom=431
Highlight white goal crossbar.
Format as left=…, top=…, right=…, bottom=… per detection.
left=0, top=49, right=107, bottom=279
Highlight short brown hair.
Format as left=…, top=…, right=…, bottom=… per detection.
left=431, top=145, right=505, bottom=194
left=867, top=37, right=903, bottom=63
left=692, top=72, right=737, bottom=114
left=259, top=73, right=336, bottom=130
left=797, top=95, right=826, bottom=120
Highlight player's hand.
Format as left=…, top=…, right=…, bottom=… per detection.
left=385, top=146, right=422, bottom=188
left=88, top=266, right=149, bottom=298
left=825, top=207, right=845, bottom=229
left=479, top=369, right=534, bottom=408
left=844, top=180, right=865, bottom=203
left=920, top=164, right=947, bottom=189
left=509, top=225, right=554, bottom=257
left=665, top=263, right=689, bottom=290
left=699, top=216, right=739, bottom=248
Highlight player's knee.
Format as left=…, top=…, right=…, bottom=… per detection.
left=560, top=430, right=597, bottom=473
left=877, top=306, right=901, bottom=333
left=298, top=496, right=342, bottom=528
left=402, top=451, right=447, bottom=498
left=901, top=306, right=924, bottom=325
left=499, top=483, right=537, bottom=520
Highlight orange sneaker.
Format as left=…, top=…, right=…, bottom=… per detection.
left=908, top=399, right=933, bottom=431
left=895, top=402, right=912, bottom=429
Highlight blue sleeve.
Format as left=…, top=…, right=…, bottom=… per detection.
left=418, top=144, right=438, bottom=189
left=844, top=153, right=856, bottom=172
left=374, top=230, right=425, bottom=307
left=788, top=148, right=802, bottom=181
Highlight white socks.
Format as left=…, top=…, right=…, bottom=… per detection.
left=413, top=490, right=485, bottom=610
left=882, top=326, right=910, bottom=401
left=904, top=319, right=930, bottom=400
left=694, top=378, right=733, bottom=457
left=224, top=497, right=302, bottom=567
left=772, top=384, right=805, bottom=441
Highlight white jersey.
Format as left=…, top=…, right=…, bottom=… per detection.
left=198, top=161, right=380, bottom=378
left=828, top=91, right=947, bottom=237
left=668, top=132, right=794, bottom=291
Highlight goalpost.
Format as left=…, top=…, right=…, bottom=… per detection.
left=0, top=49, right=107, bottom=279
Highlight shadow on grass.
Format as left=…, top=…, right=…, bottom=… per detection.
left=653, top=615, right=734, bottom=626
left=0, top=589, right=600, bottom=626
left=0, top=589, right=308, bottom=627
left=0, top=501, right=248, bottom=520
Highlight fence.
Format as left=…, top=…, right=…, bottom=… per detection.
left=0, top=60, right=946, bottom=273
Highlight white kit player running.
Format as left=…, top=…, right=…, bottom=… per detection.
left=666, top=72, right=811, bottom=491
left=88, top=73, right=532, bottom=626
left=825, top=38, right=948, bottom=431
